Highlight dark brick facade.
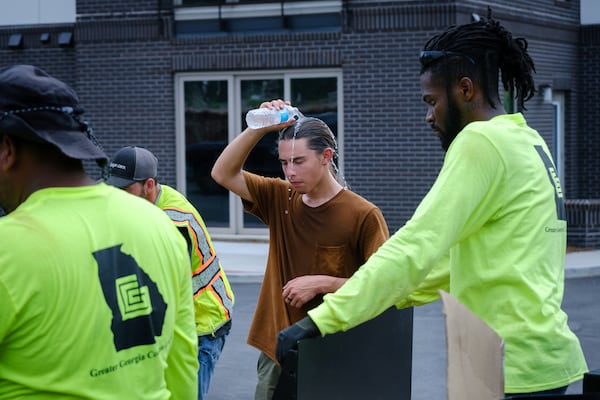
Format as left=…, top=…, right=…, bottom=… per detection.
left=579, top=25, right=600, bottom=199
left=1, top=0, right=597, bottom=245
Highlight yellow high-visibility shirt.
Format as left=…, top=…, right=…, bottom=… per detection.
left=310, top=113, right=588, bottom=393
left=0, top=184, right=198, bottom=399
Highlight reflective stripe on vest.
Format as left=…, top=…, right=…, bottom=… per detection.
left=164, top=208, right=233, bottom=315
left=210, top=273, right=234, bottom=320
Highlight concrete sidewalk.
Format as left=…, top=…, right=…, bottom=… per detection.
left=214, top=240, right=600, bottom=283
left=215, top=240, right=269, bottom=283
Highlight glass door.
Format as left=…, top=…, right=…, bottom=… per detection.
left=239, top=77, right=285, bottom=229
left=177, top=70, right=341, bottom=235
left=181, top=78, right=231, bottom=227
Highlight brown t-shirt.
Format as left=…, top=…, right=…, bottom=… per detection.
left=242, top=172, right=389, bottom=361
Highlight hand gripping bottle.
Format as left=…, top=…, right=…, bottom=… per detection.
left=245, top=105, right=301, bottom=129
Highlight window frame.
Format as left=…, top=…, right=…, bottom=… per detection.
left=174, top=68, right=344, bottom=236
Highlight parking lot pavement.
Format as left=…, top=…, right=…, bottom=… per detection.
left=207, top=276, right=600, bottom=400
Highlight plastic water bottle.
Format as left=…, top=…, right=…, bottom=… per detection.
left=245, top=106, right=300, bottom=129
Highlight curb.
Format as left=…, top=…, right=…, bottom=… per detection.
left=226, top=272, right=265, bottom=284
left=219, top=242, right=600, bottom=284
left=565, top=265, right=600, bottom=279
left=564, top=250, right=600, bottom=279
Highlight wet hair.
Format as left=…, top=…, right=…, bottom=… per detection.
left=278, top=116, right=347, bottom=187
left=420, top=8, right=536, bottom=110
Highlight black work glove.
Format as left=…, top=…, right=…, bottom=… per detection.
left=276, top=316, right=320, bottom=364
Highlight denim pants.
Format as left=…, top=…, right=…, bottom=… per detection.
left=198, top=323, right=230, bottom=400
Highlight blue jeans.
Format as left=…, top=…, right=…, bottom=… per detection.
left=198, top=323, right=230, bottom=400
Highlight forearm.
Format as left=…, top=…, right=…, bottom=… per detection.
left=317, top=275, right=348, bottom=294
left=215, top=128, right=266, bottom=173
left=283, top=275, right=348, bottom=308
left=212, top=99, right=295, bottom=200
left=307, top=223, right=445, bottom=335
left=211, top=128, right=264, bottom=194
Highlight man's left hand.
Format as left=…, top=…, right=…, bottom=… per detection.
left=276, top=317, right=320, bottom=364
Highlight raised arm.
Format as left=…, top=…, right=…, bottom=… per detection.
left=211, top=100, right=295, bottom=201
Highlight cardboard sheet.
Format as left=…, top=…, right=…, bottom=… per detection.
left=440, top=290, right=504, bottom=400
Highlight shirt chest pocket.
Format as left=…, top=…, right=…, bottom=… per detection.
left=311, top=245, right=350, bottom=277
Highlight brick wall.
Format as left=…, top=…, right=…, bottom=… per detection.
left=338, top=28, right=443, bottom=229
left=579, top=25, right=600, bottom=199
left=0, top=0, right=595, bottom=238
left=75, top=41, right=177, bottom=183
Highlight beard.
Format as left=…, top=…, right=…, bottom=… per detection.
left=440, top=96, right=463, bottom=151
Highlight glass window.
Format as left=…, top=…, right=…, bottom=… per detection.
left=0, top=0, right=75, bottom=26
left=240, top=78, right=285, bottom=228
left=173, top=0, right=342, bottom=36
left=184, top=79, right=230, bottom=227
left=176, top=70, right=341, bottom=235
left=291, top=76, right=338, bottom=135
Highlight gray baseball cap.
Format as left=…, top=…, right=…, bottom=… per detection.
left=0, top=64, right=108, bottom=164
left=106, top=146, right=158, bottom=188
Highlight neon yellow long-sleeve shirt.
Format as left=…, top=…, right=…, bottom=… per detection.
left=309, top=113, right=587, bottom=393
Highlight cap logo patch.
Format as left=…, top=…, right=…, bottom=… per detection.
left=110, top=162, right=127, bottom=170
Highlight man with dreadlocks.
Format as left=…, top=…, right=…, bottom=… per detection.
left=211, top=100, right=389, bottom=399
left=0, top=65, right=199, bottom=398
left=276, top=13, right=588, bottom=396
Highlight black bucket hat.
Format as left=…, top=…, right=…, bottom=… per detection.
left=0, top=64, right=108, bottom=164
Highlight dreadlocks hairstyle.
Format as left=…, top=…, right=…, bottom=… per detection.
left=278, top=116, right=347, bottom=188
left=420, top=8, right=536, bottom=110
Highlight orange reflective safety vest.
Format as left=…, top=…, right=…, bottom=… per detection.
left=156, top=184, right=234, bottom=336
